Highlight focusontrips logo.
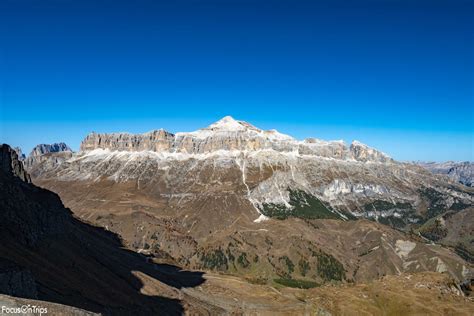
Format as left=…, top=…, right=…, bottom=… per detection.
left=2, top=305, right=48, bottom=315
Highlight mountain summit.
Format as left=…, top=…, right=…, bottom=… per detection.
left=178, top=116, right=295, bottom=142
left=206, top=115, right=258, bottom=132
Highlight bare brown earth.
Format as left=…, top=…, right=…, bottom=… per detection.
left=3, top=269, right=472, bottom=316
left=34, top=177, right=472, bottom=286
left=105, top=267, right=474, bottom=315
left=418, top=207, right=474, bottom=263
left=298, top=272, right=474, bottom=315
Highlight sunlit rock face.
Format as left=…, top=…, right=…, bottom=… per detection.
left=79, top=116, right=392, bottom=163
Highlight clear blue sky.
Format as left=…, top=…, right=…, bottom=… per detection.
left=0, top=0, right=472, bottom=161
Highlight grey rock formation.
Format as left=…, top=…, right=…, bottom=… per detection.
left=28, top=143, right=71, bottom=157
left=350, top=140, right=391, bottom=163
left=418, top=161, right=474, bottom=187
left=24, top=142, right=72, bottom=170
left=13, top=147, right=26, bottom=161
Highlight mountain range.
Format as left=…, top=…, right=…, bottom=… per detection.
left=2, top=116, right=473, bottom=315
left=417, top=161, right=474, bottom=187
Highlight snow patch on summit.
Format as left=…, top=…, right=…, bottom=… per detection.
left=176, top=115, right=294, bottom=142
left=208, top=116, right=249, bottom=131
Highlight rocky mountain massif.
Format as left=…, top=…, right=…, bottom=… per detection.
left=22, top=142, right=72, bottom=170
left=3, top=143, right=473, bottom=315
left=418, top=161, right=474, bottom=187
left=24, top=117, right=473, bottom=290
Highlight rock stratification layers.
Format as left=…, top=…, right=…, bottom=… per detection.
left=24, top=142, right=72, bottom=170
left=79, top=116, right=392, bottom=162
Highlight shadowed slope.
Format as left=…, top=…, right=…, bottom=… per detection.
left=0, top=144, right=205, bottom=315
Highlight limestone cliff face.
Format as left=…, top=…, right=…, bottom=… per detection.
left=24, top=143, right=72, bottom=169
left=28, top=143, right=71, bottom=156
left=79, top=116, right=392, bottom=163
left=80, top=129, right=175, bottom=152
left=350, top=141, right=392, bottom=163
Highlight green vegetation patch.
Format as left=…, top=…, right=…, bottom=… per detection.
left=200, top=248, right=228, bottom=270
left=258, top=189, right=343, bottom=220
left=237, top=252, right=250, bottom=268
left=298, top=258, right=310, bottom=276
left=364, top=199, right=421, bottom=230
left=455, top=243, right=473, bottom=264
left=418, top=218, right=448, bottom=242
left=274, top=278, right=320, bottom=289
left=279, top=255, right=295, bottom=276
left=311, top=250, right=345, bottom=281
left=377, top=216, right=408, bottom=230
left=419, top=188, right=447, bottom=219
left=364, top=200, right=412, bottom=212
left=450, top=201, right=470, bottom=211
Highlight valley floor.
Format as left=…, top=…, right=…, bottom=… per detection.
left=182, top=271, right=474, bottom=315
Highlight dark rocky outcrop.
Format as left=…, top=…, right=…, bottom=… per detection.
left=0, top=144, right=205, bottom=315
left=1, top=144, right=30, bottom=183
left=0, top=258, right=38, bottom=299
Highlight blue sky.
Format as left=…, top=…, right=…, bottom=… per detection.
left=0, top=0, right=472, bottom=161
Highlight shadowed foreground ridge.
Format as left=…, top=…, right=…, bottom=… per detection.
left=0, top=144, right=205, bottom=315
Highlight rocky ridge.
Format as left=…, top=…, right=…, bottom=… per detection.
left=24, top=142, right=72, bottom=170
left=80, top=116, right=392, bottom=162
left=418, top=161, right=474, bottom=187
left=1, top=144, right=31, bottom=183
